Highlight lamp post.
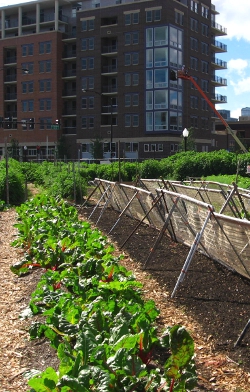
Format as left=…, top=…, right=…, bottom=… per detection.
left=183, top=128, right=189, bottom=152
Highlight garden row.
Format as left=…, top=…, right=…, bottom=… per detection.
left=11, top=195, right=196, bottom=391
left=1, top=149, right=250, bottom=206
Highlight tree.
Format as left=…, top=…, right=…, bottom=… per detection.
left=57, top=136, right=70, bottom=159
left=8, top=138, right=20, bottom=161
left=90, top=137, right=104, bottom=160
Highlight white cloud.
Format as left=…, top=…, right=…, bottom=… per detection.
left=227, top=59, right=249, bottom=77
left=230, top=77, right=250, bottom=95
left=230, top=108, right=241, bottom=119
left=213, top=0, right=250, bottom=41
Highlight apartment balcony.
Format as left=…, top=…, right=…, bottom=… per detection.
left=102, top=85, right=118, bottom=94
left=62, top=50, right=76, bottom=60
left=211, top=21, right=227, bottom=36
left=101, top=65, right=118, bottom=74
left=211, top=4, right=219, bottom=15
left=4, top=74, right=17, bottom=83
left=61, top=109, right=77, bottom=116
left=62, top=69, right=76, bottom=79
left=101, top=44, right=118, bottom=55
left=4, top=56, right=17, bottom=65
left=211, top=57, right=227, bottom=70
left=101, top=104, right=118, bottom=114
left=211, top=75, right=227, bottom=86
left=4, top=92, right=17, bottom=101
left=212, top=94, right=227, bottom=104
left=62, top=89, right=77, bottom=97
left=211, top=39, right=227, bottom=53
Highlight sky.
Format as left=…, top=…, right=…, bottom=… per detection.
left=1, top=0, right=249, bottom=119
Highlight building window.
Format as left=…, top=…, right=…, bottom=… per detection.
left=89, top=117, right=94, bottom=128
left=155, top=111, right=167, bottom=130
left=144, top=144, right=149, bottom=152
left=191, top=18, right=198, bottom=32
left=170, top=144, right=179, bottom=152
left=201, top=23, right=209, bottom=37
left=175, top=10, right=184, bottom=26
left=125, top=95, right=131, bottom=107
left=191, top=37, right=198, bottom=51
left=132, top=94, right=139, bottom=106
left=22, top=62, right=34, bottom=74
left=190, top=96, right=198, bottom=109
left=154, top=9, right=161, bottom=21
left=39, top=118, right=52, bottom=130
left=125, top=52, right=139, bottom=66
left=201, top=79, right=209, bottom=93
left=22, top=44, right=34, bottom=56
left=22, top=100, right=34, bottom=112
left=125, top=12, right=139, bottom=25
left=154, top=26, right=168, bottom=46
left=82, top=117, right=87, bottom=128
left=39, top=41, right=52, bottom=54
left=201, top=61, right=209, bottom=73
left=125, top=13, right=131, bottom=25
left=39, top=60, right=52, bottom=73
left=39, top=98, right=52, bottom=111
left=190, top=57, right=198, bottom=70
left=201, top=98, right=208, bottom=111
left=133, top=114, right=139, bottom=127
left=190, top=0, right=198, bottom=13
left=81, top=18, right=95, bottom=31
left=190, top=116, right=198, bottom=128
left=39, top=79, right=51, bottom=92
left=201, top=42, right=209, bottom=55
left=146, top=11, right=152, bottom=22
left=22, top=81, right=33, bottom=93
left=158, top=143, right=163, bottom=151
left=125, top=114, right=131, bottom=127
left=133, top=73, right=139, bottom=85
left=201, top=5, right=209, bottom=18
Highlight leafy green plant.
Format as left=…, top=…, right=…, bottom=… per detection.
left=11, top=196, right=197, bottom=391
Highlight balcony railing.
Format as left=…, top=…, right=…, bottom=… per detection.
left=63, top=50, right=76, bottom=58
left=63, top=69, right=76, bottom=77
left=102, top=65, right=118, bottom=73
left=212, top=40, right=227, bottom=52
left=4, top=56, right=17, bottom=64
left=211, top=57, right=227, bottom=68
left=5, top=93, right=17, bottom=100
left=101, top=44, right=117, bottom=54
left=211, top=21, right=227, bottom=34
left=4, top=74, right=17, bottom=82
left=212, top=94, right=227, bottom=103
left=212, top=76, right=227, bottom=86
left=62, top=89, right=76, bottom=96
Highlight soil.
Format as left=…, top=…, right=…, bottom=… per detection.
left=1, top=201, right=250, bottom=391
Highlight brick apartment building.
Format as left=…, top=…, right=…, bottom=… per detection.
left=0, top=0, right=227, bottom=161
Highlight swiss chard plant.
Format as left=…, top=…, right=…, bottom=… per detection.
left=11, top=195, right=197, bottom=391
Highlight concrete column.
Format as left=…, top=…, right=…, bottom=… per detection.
left=1, top=10, right=5, bottom=39
left=55, top=0, right=59, bottom=31
left=18, top=7, right=22, bottom=36
left=36, top=3, right=40, bottom=33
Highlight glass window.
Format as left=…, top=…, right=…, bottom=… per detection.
left=132, top=32, right=139, bottom=44
left=146, top=49, right=153, bottom=68
left=125, top=94, right=131, bottom=107
left=133, top=114, right=139, bottom=127
left=133, top=12, right=139, bottom=24
left=39, top=41, right=51, bottom=54
left=89, top=97, right=94, bottom=108
left=82, top=97, right=87, bottom=109
left=82, top=117, right=87, bottom=128
left=125, top=53, right=131, bottom=66
left=154, top=26, right=168, bottom=46
left=82, top=20, right=87, bottom=31
left=89, top=76, right=94, bottom=89
left=132, top=94, right=139, bottom=106
left=154, top=90, right=168, bottom=109
left=154, top=9, right=161, bottom=21
left=146, top=70, right=153, bottom=89
left=89, top=37, right=94, bottom=50
left=125, top=114, right=131, bottom=127
left=89, top=117, right=94, bottom=128
left=155, top=111, right=167, bottom=130
left=125, top=14, right=131, bottom=25
left=132, top=73, right=139, bottom=85
left=125, top=73, right=131, bottom=86
left=154, top=69, right=168, bottom=88
left=89, top=58, right=94, bottom=69
left=89, top=19, right=94, bottom=30
left=146, top=28, right=153, bottom=47
left=132, top=52, right=139, bottom=65
left=154, top=48, right=167, bottom=67
left=82, top=58, right=87, bottom=70
left=144, top=144, right=149, bottom=152
left=146, top=91, right=153, bottom=110
left=170, top=90, right=178, bottom=109
left=125, top=33, right=131, bottom=45
left=146, top=11, right=152, bottom=23
left=82, top=38, right=87, bottom=51
left=146, top=112, right=153, bottom=131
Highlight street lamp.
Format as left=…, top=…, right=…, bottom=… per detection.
left=183, top=128, right=189, bottom=152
